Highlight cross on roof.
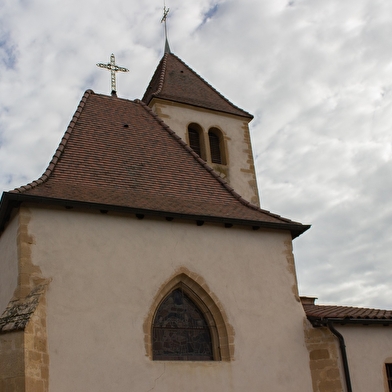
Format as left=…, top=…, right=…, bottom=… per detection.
left=96, top=53, right=129, bottom=95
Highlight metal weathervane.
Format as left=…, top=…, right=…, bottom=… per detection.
left=161, top=3, right=171, bottom=53
left=161, top=4, right=169, bottom=27
left=96, top=53, right=129, bottom=94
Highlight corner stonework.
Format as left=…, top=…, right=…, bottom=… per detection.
left=240, top=122, right=259, bottom=206
left=304, top=319, right=344, bottom=392
left=24, top=289, right=49, bottom=392
left=0, top=208, right=50, bottom=392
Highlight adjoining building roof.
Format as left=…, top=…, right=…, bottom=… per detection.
left=303, top=303, right=392, bottom=325
left=0, top=90, right=309, bottom=238
left=142, top=52, right=253, bottom=119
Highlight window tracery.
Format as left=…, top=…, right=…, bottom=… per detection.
left=145, top=273, right=233, bottom=361
left=152, top=288, right=213, bottom=361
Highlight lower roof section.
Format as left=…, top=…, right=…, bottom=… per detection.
left=303, top=301, right=392, bottom=326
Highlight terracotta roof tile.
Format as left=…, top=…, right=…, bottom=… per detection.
left=303, top=303, right=392, bottom=321
left=2, top=90, right=309, bottom=237
left=142, top=53, right=253, bottom=119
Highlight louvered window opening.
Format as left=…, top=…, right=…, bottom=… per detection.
left=209, top=132, right=222, bottom=164
left=152, top=288, right=213, bottom=361
left=386, top=364, right=392, bottom=391
left=188, top=128, right=202, bottom=157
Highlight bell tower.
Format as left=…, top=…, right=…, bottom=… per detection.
left=142, top=53, right=260, bottom=206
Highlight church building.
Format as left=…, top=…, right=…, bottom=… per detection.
left=1, top=38, right=392, bottom=392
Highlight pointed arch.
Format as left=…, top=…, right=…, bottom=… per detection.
left=144, top=271, right=233, bottom=361
left=152, top=287, right=214, bottom=360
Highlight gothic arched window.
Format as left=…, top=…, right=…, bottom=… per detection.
left=208, top=128, right=225, bottom=164
left=152, top=288, right=213, bottom=361
left=145, top=274, right=232, bottom=361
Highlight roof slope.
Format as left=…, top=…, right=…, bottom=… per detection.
left=1, top=90, right=308, bottom=236
left=304, top=303, right=392, bottom=322
left=142, top=53, right=253, bottom=119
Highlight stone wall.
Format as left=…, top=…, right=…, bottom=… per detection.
left=0, top=331, right=25, bottom=391
left=24, top=292, right=49, bottom=392
left=28, top=208, right=314, bottom=391
left=0, top=208, right=49, bottom=392
left=304, top=320, right=343, bottom=392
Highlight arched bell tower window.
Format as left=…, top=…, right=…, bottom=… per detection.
left=152, top=288, right=213, bottom=361
left=208, top=128, right=226, bottom=165
left=187, top=123, right=205, bottom=160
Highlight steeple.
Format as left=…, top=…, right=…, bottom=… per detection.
left=142, top=53, right=259, bottom=205
left=142, top=53, right=252, bottom=118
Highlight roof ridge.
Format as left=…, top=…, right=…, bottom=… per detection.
left=136, top=99, right=294, bottom=224
left=152, top=53, right=169, bottom=98
left=10, top=90, right=94, bottom=194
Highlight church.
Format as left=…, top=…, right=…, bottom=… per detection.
left=1, top=33, right=392, bottom=392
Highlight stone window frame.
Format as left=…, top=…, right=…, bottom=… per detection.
left=152, top=283, right=216, bottom=361
left=144, top=271, right=233, bottom=361
left=186, top=123, right=228, bottom=166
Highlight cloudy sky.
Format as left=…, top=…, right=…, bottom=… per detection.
left=1, top=0, right=391, bottom=309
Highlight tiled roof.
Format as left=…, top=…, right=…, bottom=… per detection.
left=303, top=303, right=392, bottom=322
left=142, top=53, right=253, bottom=119
left=2, top=90, right=309, bottom=237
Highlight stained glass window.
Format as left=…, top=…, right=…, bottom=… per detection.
left=152, top=289, right=213, bottom=361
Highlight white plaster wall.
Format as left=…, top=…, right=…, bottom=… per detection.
left=335, top=325, right=392, bottom=392
left=151, top=102, right=259, bottom=205
left=29, top=207, right=312, bottom=392
left=0, top=214, right=18, bottom=314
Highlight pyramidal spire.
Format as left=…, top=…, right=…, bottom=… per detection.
left=161, top=3, right=171, bottom=54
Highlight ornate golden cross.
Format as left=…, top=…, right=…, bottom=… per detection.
left=96, top=54, right=129, bottom=94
